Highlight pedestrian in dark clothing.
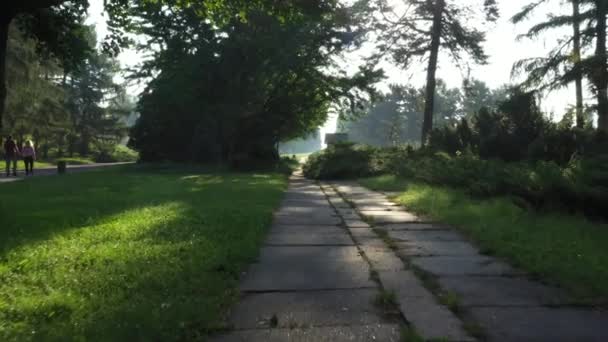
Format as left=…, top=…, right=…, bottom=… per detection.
left=3, top=135, right=19, bottom=177
left=22, top=140, right=36, bottom=176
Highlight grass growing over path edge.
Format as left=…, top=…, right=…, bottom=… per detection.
left=361, top=175, right=608, bottom=304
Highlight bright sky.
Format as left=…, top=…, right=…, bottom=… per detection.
left=87, top=0, right=582, bottom=134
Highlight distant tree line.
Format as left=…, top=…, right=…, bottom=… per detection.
left=340, top=80, right=508, bottom=146
left=3, top=23, right=132, bottom=160
left=2, top=0, right=608, bottom=167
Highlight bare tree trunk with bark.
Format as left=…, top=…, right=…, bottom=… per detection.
left=422, top=0, right=445, bottom=145
left=572, top=0, right=585, bottom=128
left=593, top=0, right=608, bottom=132
left=0, top=14, right=13, bottom=131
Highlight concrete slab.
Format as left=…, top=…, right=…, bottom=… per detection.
left=354, top=202, right=400, bottom=209
left=273, top=216, right=342, bottom=226
left=328, top=198, right=348, bottom=206
left=274, top=207, right=337, bottom=216
left=397, top=241, right=479, bottom=257
left=344, top=220, right=371, bottom=228
left=325, top=193, right=342, bottom=200
left=401, top=295, right=473, bottom=341
left=258, top=247, right=361, bottom=263
left=282, top=193, right=328, bottom=201
left=349, top=198, right=397, bottom=205
left=360, top=246, right=405, bottom=271
left=241, top=247, right=375, bottom=291
left=469, top=307, right=608, bottom=342
left=211, top=324, right=402, bottom=342
left=269, top=225, right=346, bottom=234
left=287, top=185, right=319, bottom=191
left=240, top=262, right=375, bottom=291
left=412, top=256, right=523, bottom=276
left=332, top=184, right=368, bottom=192
left=256, top=246, right=363, bottom=261
left=335, top=208, right=358, bottom=216
left=337, top=212, right=361, bottom=221
left=382, top=223, right=455, bottom=231
left=265, top=232, right=354, bottom=246
left=351, top=235, right=388, bottom=248
left=229, top=289, right=387, bottom=329
left=274, top=211, right=339, bottom=219
left=388, top=230, right=467, bottom=242
left=352, top=205, right=398, bottom=211
left=379, top=271, right=473, bottom=341
left=359, top=210, right=422, bottom=224
left=332, top=204, right=353, bottom=210
left=280, top=199, right=332, bottom=207
left=438, top=276, right=569, bottom=307
left=345, top=191, right=386, bottom=198
left=379, top=270, right=436, bottom=300
left=347, top=228, right=377, bottom=239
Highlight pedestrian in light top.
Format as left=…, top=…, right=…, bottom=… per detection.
left=21, top=140, right=36, bottom=176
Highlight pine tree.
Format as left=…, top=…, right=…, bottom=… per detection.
left=513, top=0, right=608, bottom=132
left=369, top=0, right=498, bottom=144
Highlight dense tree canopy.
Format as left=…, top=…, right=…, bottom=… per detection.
left=2, top=0, right=608, bottom=168
left=125, top=0, right=381, bottom=165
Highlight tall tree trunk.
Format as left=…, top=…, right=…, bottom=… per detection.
left=422, top=0, right=445, bottom=145
left=0, top=14, right=13, bottom=131
left=594, top=0, right=608, bottom=132
left=572, top=0, right=585, bottom=128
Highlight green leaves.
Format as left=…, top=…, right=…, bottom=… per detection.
left=127, top=0, right=381, bottom=164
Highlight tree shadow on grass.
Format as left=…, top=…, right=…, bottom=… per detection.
left=0, top=167, right=286, bottom=341
left=0, top=165, right=283, bottom=257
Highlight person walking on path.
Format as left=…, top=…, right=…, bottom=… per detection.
left=4, top=136, right=19, bottom=177
left=21, top=140, right=36, bottom=176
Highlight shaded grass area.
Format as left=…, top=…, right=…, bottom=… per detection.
left=0, top=165, right=287, bottom=341
left=361, top=175, right=608, bottom=304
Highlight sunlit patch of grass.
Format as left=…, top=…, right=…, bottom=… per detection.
left=361, top=176, right=608, bottom=304
left=0, top=166, right=287, bottom=341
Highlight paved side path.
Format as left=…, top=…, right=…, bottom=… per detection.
left=0, top=162, right=134, bottom=184
left=212, top=173, right=403, bottom=341
left=329, top=181, right=608, bottom=342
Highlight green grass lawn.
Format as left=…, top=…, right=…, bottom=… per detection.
left=361, top=175, right=608, bottom=304
left=0, top=165, right=287, bottom=341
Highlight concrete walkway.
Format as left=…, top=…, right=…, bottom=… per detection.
left=328, top=181, right=608, bottom=342
left=214, top=175, right=608, bottom=341
left=0, top=162, right=134, bottom=184
left=212, top=173, right=404, bottom=341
